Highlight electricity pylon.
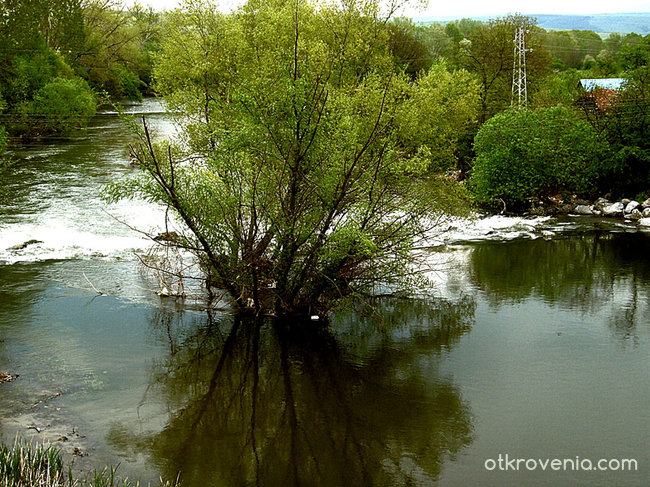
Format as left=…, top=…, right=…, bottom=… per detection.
left=511, top=27, right=530, bottom=108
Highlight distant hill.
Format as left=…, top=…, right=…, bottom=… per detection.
left=535, top=13, right=650, bottom=33
left=416, top=13, right=650, bottom=34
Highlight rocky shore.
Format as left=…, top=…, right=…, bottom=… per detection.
left=527, top=196, right=650, bottom=226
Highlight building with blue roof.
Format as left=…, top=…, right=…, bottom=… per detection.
left=579, top=78, right=626, bottom=92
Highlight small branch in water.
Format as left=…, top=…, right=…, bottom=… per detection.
left=82, top=272, right=104, bottom=295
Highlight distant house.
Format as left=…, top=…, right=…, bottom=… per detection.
left=577, top=78, right=626, bottom=111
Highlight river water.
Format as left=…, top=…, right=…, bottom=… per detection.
left=0, top=100, right=648, bottom=486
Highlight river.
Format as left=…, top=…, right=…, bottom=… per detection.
left=0, top=100, right=648, bottom=486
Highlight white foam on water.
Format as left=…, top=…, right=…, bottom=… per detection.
left=0, top=198, right=172, bottom=264
left=433, top=213, right=553, bottom=244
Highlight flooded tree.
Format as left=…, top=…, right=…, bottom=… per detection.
left=107, top=0, right=473, bottom=318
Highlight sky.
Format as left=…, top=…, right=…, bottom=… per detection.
left=139, top=0, right=650, bottom=17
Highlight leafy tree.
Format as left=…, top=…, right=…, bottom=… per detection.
left=531, top=69, right=582, bottom=108
left=469, top=106, right=610, bottom=209
left=0, top=0, right=100, bottom=135
left=0, top=0, right=85, bottom=55
left=571, top=29, right=603, bottom=62
left=30, top=77, right=96, bottom=133
left=396, top=61, right=480, bottom=170
left=542, top=30, right=582, bottom=70
left=418, top=22, right=456, bottom=62
left=110, top=0, right=470, bottom=317
left=616, top=33, right=650, bottom=70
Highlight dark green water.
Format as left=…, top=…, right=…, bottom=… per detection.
left=0, top=102, right=648, bottom=486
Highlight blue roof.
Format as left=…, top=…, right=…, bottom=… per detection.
left=579, top=78, right=626, bottom=92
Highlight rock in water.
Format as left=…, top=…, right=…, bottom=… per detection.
left=603, top=202, right=625, bottom=217
left=0, top=372, right=19, bottom=383
left=642, top=198, right=650, bottom=209
left=573, top=205, right=594, bottom=215
left=625, top=201, right=641, bottom=213
left=7, top=239, right=43, bottom=251
left=594, top=197, right=610, bottom=211
left=628, top=209, right=643, bottom=220
left=643, top=208, right=650, bottom=218
left=639, top=218, right=650, bottom=227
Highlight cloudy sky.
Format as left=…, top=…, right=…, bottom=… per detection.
left=141, top=0, right=650, bottom=17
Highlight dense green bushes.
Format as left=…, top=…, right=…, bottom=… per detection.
left=469, top=106, right=610, bottom=209
left=31, top=78, right=97, bottom=134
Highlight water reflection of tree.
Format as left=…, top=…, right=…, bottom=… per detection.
left=108, top=296, right=475, bottom=487
left=469, top=232, right=650, bottom=336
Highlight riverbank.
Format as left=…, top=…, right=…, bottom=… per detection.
left=0, top=438, right=179, bottom=487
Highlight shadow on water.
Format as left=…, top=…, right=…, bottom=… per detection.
left=107, top=296, right=476, bottom=487
left=468, top=231, right=650, bottom=339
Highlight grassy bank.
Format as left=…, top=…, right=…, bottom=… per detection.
left=0, top=439, right=178, bottom=487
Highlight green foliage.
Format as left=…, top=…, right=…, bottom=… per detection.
left=1, top=43, right=73, bottom=110
left=0, top=0, right=157, bottom=137
left=396, top=61, right=480, bottom=169
left=0, top=126, right=6, bottom=152
left=72, top=2, right=160, bottom=100
left=0, top=0, right=102, bottom=136
left=0, top=95, right=7, bottom=158
left=531, top=69, right=582, bottom=108
left=113, top=0, right=471, bottom=317
left=388, top=17, right=432, bottom=77
left=0, top=95, right=7, bottom=180
left=599, top=65, right=650, bottom=195
left=0, top=438, right=180, bottom=486
left=469, top=106, right=609, bottom=208
left=31, top=77, right=96, bottom=134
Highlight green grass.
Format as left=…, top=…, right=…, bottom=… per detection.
left=0, top=439, right=179, bottom=487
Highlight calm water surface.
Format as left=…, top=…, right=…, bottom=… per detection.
left=0, top=101, right=648, bottom=486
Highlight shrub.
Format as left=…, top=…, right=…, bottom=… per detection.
left=31, top=77, right=97, bottom=134
left=469, top=106, right=610, bottom=209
